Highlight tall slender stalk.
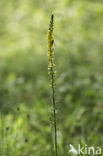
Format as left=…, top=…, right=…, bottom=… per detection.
left=47, top=14, right=58, bottom=156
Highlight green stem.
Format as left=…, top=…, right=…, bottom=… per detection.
left=51, top=66, right=58, bottom=156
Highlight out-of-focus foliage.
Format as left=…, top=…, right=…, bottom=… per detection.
left=0, top=0, right=103, bottom=155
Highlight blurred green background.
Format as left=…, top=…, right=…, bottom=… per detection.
left=0, top=0, right=103, bottom=155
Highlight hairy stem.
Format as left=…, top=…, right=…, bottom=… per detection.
left=51, top=66, right=58, bottom=156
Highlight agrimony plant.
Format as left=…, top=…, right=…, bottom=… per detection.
left=47, top=14, right=58, bottom=156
